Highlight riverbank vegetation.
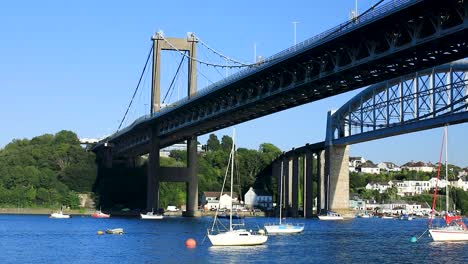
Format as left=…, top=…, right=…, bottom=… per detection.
left=0, top=131, right=281, bottom=210
left=0, top=131, right=96, bottom=209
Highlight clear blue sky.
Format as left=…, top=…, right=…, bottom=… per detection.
left=1, top=0, right=467, bottom=167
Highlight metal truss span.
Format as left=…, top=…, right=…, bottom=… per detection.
left=330, top=60, right=468, bottom=145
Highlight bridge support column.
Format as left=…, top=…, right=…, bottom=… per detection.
left=272, top=161, right=281, bottom=215
left=304, top=151, right=314, bottom=218
left=317, top=150, right=326, bottom=214
left=291, top=156, right=299, bottom=217
left=284, top=158, right=291, bottom=216
left=147, top=129, right=160, bottom=211
left=325, top=145, right=350, bottom=216
left=184, top=137, right=199, bottom=217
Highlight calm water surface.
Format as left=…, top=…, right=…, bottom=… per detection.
left=0, top=215, right=467, bottom=263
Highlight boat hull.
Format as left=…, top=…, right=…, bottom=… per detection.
left=318, top=215, right=343, bottom=220
left=50, top=213, right=70, bottom=219
left=92, top=213, right=110, bottom=218
left=429, top=229, right=468, bottom=241
left=208, top=230, right=268, bottom=246
left=141, top=214, right=163, bottom=220
left=264, top=224, right=304, bottom=234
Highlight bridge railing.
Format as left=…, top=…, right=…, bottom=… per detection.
left=111, top=0, right=417, bottom=140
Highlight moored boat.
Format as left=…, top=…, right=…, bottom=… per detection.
left=141, top=210, right=164, bottom=220
left=92, top=210, right=110, bottom=218
left=428, top=126, right=468, bottom=242
left=207, top=129, right=268, bottom=246
left=264, top=161, right=304, bottom=234
left=50, top=211, right=70, bottom=219
left=105, top=228, right=124, bottom=234
left=318, top=211, right=344, bottom=221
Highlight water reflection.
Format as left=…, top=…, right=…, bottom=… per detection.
left=208, top=245, right=268, bottom=263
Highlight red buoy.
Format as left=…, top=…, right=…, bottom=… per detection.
left=185, top=238, right=196, bottom=248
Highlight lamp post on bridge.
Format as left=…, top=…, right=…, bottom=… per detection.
left=292, top=21, right=299, bottom=46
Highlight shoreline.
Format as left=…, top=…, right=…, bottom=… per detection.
left=0, top=208, right=267, bottom=217
left=0, top=208, right=94, bottom=215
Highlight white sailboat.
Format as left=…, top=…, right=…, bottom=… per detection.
left=318, top=174, right=344, bottom=220
left=264, top=161, right=304, bottom=234
left=207, top=129, right=268, bottom=246
left=141, top=208, right=164, bottom=220
left=428, top=125, right=468, bottom=241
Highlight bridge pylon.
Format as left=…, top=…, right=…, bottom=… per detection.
left=146, top=32, right=199, bottom=216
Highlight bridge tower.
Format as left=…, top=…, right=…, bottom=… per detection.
left=147, top=32, right=199, bottom=216
left=323, top=110, right=351, bottom=216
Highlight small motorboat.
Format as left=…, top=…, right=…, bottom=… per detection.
left=318, top=211, right=344, bottom=220
left=50, top=210, right=70, bottom=219
left=105, top=228, right=124, bottom=234
left=140, top=210, right=163, bottom=220
left=92, top=210, right=110, bottom=218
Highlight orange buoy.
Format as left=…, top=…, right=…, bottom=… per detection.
left=185, top=238, right=196, bottom=248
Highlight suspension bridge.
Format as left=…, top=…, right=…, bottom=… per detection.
left=91, top=0, right=468, bottom=217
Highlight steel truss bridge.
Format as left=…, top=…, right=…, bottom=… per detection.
left=329, top=60, right=468, bottom=145
left=271, top=60, right=468, bottom=165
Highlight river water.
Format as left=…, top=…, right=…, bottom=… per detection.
left=0, top=215, right=467, bottom=263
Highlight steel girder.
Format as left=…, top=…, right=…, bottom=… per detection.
left=330, top=60, right=468, bottom=145
left=95, top=0, right=468, bottom=157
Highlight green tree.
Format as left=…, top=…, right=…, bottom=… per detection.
left=221, top=135, right=233, bottom=152
left=206, top=134, right=221, bottom=152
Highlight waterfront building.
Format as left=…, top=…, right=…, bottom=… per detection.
left=201, top=191, right=240, bottom=210
left=244, top=187, right=272, bottom=210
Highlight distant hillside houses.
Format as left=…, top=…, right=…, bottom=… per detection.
left=365, top=178, right=453, bottom=196
left=349, top=157, right=441, bottom=174
left=349, top=157, right=366, bottom=172
left=377, top=162, right=401, bottom=172
left=350, top=157, right=402, bottom=174
left=451, top=177, right=468, bottom=191
left=349, top=196, right=432, bottom=215
left=401, top=161, right=435, bottom=173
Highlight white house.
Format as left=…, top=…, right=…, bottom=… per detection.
left=401, top=161, right=435, bottom=173
left=202, top=191, right=239, bottom=210
left=361, top=165, right=380, bottom=174
left=450, top=178, right=468, bottom=191
left=365, top=181, right=393, bottom=193
left=378, top=162, right=401, bottom=172
left=349, top=157, right=366, bottom=172
left=428, top=177, right=448, bottom=189
left=244, top=187, right=272, bottom=209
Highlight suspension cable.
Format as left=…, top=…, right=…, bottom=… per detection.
left=162, top=54, right=186, bottom=104
left=159, top=35, right=259, bottom=69
left=193, top=33, right=255, bottom=66
left=117, top=45, right=153, bottom=131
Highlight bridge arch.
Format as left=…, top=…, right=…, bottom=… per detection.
left=329, top=60, right=468, bottom=145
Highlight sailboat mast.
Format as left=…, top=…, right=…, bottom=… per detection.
left=230, top=128, right=235, bottom=231
left=279, top=161, right=283, bottom=225
left=445, top=125, right=449, bottom=214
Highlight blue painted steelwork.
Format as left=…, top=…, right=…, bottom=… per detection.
left=92, top=0, right=468, bottom=157
left=330, top=60, right=468, bottom=145
left=110, top=0, right=418, bottom=141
